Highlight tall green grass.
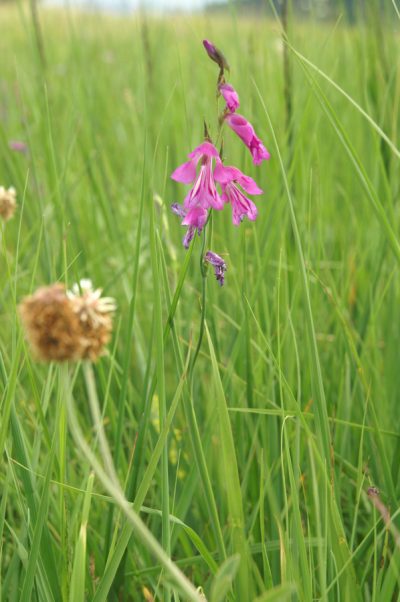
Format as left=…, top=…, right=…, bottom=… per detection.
left=1, top=2, right=400, bottom=600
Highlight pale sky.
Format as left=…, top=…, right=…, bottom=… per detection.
left=52, top=0, right=224, bottom=10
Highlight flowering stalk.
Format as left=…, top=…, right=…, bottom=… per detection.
left=170, top=38, right=270, bottom=287
left=167, top=39, right=271, bottom=579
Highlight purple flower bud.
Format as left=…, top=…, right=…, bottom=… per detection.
left=205, top=251, right=227, bottom=286
left=171, top=202, right=186, bottom=218
left=183, top=226, right=196, bottom=249
left=203, top=39, right=217, bottom=59
left=171, top=203, right=205, bottom=249
left=202, top=39, right=230, bottom=72
left=219, top=83, right=240, bottom=113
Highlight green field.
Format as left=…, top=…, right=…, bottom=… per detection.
left=1, top=3, right=400, bottom=600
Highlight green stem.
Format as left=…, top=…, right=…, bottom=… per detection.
left=66, top=364, right=202, bottom=602
left=184, top=222, right=227, bottom=562
left=189, top=227, right=208, bottom=379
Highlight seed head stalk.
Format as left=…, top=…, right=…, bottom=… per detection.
left=64, top=361, right=203, bottom=602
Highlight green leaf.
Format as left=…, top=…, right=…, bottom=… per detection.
left=209, top=555, right=240, bottom=602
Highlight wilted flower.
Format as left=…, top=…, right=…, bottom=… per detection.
left=19, top=280, right=116, bottom=362
left=225, top=113, right=270, bottom=165
left=171, top=202, right=207, bottom=248
left=219, top=83, right=240, bottom=113
left=0, top=186, right=17, bottom=222
left=202, top=39, right=230, bottom=72
left=205, top=251, right=227, bottom=286
left=214, top=162, right=263, bottom=225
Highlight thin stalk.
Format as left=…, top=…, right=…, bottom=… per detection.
left=59, top=365, right=68, bottom=600
left=83, top=362, right=119, bottom=488
left=150, top=199, right=171, bottom=602
left=66, top=364, right=202, bottom=602
left=281, top=0, right=293, bottom=149
left=29, top=0, right=46, bottom=70
left=189, top=227, right=208, bottom=379
left=156, top=229, right=226, bottom=563
left=183, top=224, right=227, bottom=561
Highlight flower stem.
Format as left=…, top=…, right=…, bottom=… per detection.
left=189, top=226, right=208, bottom=378
left=184, top=220, right=227, bottom=562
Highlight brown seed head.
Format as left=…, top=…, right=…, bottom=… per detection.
left=67, top=279, right=116, bottom=361
left=19, top=280, right=116, bottom=362
left=19, top=284, right=85, bottom=361
left=0, top=186, right=17, bottom=222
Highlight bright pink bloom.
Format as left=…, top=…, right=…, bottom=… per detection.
left=171, top=142, right=222, bottom=249
left=225, top=113, right=270, bottom=165
left=171, top=141, right=223, bottom=211
left=219, top=83, right=239, bottom=113
left=214, top=162, right=263, bottom=226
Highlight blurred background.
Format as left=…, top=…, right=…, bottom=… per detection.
left=0, top=0, right=380, bottom=20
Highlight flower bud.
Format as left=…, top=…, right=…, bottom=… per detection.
left=202, top=39, right=230, bottom=72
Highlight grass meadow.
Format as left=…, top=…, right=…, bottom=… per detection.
left=1, top=2, right=400, bottom=600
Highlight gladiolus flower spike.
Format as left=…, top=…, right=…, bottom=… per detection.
left=170, top=39, right=270, bottom=286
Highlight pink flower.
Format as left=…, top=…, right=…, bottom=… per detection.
left=219, top=83, right=240, bottom=113
left=214, top=162, right=263, bottom=226
left=171, top=141, right=223, bottom=212
left=225, top=113, right=270, bottom=165
left=171, top=141, right=223, bottom=248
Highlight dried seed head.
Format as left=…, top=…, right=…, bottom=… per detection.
left=0, top=186, right=17, bottom=222
left=19, top=284, right=84, bottom=361
left=19, top=280, right=116, bottom=362
left=68, top=279, right=116, bottom=361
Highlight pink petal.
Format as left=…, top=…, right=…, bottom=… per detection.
left=182, top=206, right=208, bottom=229
left=188, top=141, right=220, bottom=160
left=250, top=136, right=270, bottom=165
left=236, top=173, right=263, bottom=195
left=214, top=162, right=263, bottom=195
left=171, top=159, right=197, bottom=184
